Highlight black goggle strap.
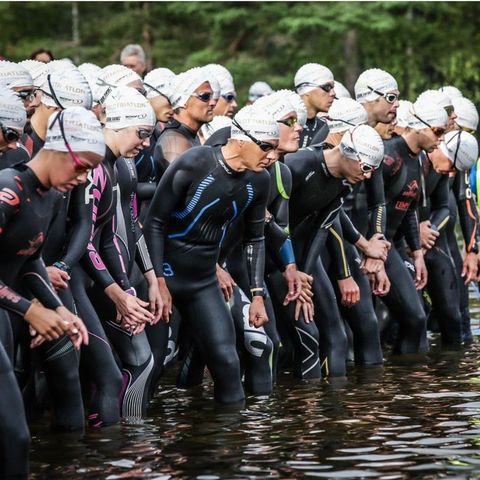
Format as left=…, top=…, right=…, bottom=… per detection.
left=47, top=74, right=65, bottom=110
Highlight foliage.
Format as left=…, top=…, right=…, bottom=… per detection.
left=1, top=1, right=479, bottom=106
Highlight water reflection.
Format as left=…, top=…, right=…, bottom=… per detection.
left=30, top=327, right=480, bottom=479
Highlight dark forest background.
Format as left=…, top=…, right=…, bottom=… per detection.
left=1, top=2, right=479, bottom=104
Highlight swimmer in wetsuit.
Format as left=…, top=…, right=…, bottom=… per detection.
left=364, top=101, right=449, bottom=355
left=294, top=63, right=335, bottom=147
left=284, top=124, right=387, bottom=378
left=420, top=131, right=478, bottom=345
left=0, top=104, right=101, bottom=480
left=144, top=106, right=279, bottom=405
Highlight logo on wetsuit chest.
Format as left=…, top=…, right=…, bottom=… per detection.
left=17, top=232, right=44, bottom=256
left=0, top=187, right=20, bottom=206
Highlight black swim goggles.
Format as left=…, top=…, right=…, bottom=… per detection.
left=16, top=89, right=37, bottom=102
left=446, top=130, right=462, bottom=171
left=296, top=82, right=334, bottom=93
left=143, top=82, right=170, bottom=100
left=222, top=93, right=236, bottom=103
left=191, top=92, right=214, bottom=103
left=347, top=127, right=378, bottom=174
left=0, top=123, right=21, bottom=143
left=39, top=74, right=65, bottom=109
left=366, top=85, right=398, bottom=104
left=277, top=116, right=298, bottom=127
left=325, top=116, right=356, bottom=127
left=410, top=110, right=446, bottom=138
left=232, top=119, right=277, bottom=152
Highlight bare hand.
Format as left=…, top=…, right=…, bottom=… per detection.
left=248, top=297, right=269, bottom=327
left=216, top=264, right=236, bottom=302
left=363, top=233, right=391, bottom=261
left=419, top=220, right=440, bottom=249
left=46, top=266, right=70, bottom=291
left=368, top=264, right=391, bottom=296
left=115, top=292, right=155, bottom=326
left=282, top=264, right=302, bottom=305
left=413, top=252, right=428, bottom=290
left=337, top=276, right=360, bottom=307
left=360, top=257, right=384, bottom=275
left=158, top=277, right=172, bottom=323
left=462, top=251, right=478, bottom=285
left=25, top=303, right=73, bottom=345
left=293, top=270, right=314, bottom=322
left=147, top=281, right=163, bottom=324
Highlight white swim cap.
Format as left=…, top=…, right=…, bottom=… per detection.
left=206, top=64, right=235, bottom=95
left=169, top=67, right=211, bottom=109
left=409, top=101, right=448, bottom=130
left=440, top=85, right=463, bottom=101
left=0, top=89, right=27, bottom=132
left=295, top=63, right=334, bottom=95
left=78, top=63, right=102, bottom=105
left=144, top=67, right=176, bottom=100
left=41, top=65, right=92, bottom=110
left=326, top=98, right=368, bottom=133
left=104, top=86, right=155, bottom=130
left=249, top=81, right=274, bottom=102
left=452, top=97, right=478, bottom=132
left=254, top=93, right=295, bottom=121
left=416, top=89, right=452, bottom=110
left=396, top=100, right=414, bottom=128
left=334, top=81, right=351, bottom=99
left=45, top=106, right=105, bottom=157
left=275, top=90, right=307, bottom=127
left=0, top=61, right=34, bottom=89
left=231, top=105, right=279, bottom=142
left=355, top=68, right=398, bottom=104
left=440, top=131, right=478, bottom=172
left=339, top=124, right=385, bottom=168
left=19, top=60, right=49, bottom=88
left=96, top=64, right=143, bottom=106
left=201, top=115, right=232, bottom=140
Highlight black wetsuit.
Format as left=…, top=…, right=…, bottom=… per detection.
left=144, top=145, right=269, bottom=404
left=419, top=153, right=463, bottom=345
left=87, top=155, right=156, bottom=418
left=70, top=151, right=124, bottom=427
left=444, top=172, right=478, bottom=341
left=285, top=145, right=356, bottom=377
left=0, top=164, right=64, bottom=480
left=299, top=116, right=328, bottom=148
left=365, top=135, right=427, bottom=354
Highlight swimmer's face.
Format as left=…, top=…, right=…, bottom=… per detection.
left=52, top=150, right=104, bottom=192
left=277, top=111, right=302, bottom=154
left=149, top=95, right=174, bottom=123
left=118, top=124, right=154, bottom=158
left=213, top=91, right=237, bottom=118
left=185, top=82, right=215, bottom=124
left=242, top=138, right=279, bottom=172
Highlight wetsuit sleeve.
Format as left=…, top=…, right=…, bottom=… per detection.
left=20, top=257, right=62, bottom=310
left=428, top=174, right=450, bottom=233
left=143, top=155, right=194, bottom=278
left=156, top=132, right=192, bottom=165
left=339, top=208, right=361, bottom=245
left=265, top=162, right=296, bottom=271
left=402, top=202, right=422, bottom=252
left=60, top=181, right=96, bottom=268
left=78, top=170, right=117, bottom=291
left=243, top=172, right=270, bottom=290
left=453, top=172, right=478, bottom=253
left=327, top=216, right=352, bottom=280
left=98, top=215, right=131, bottom=290
left=364, top=166, right=387, bottom=237
left=136, top=182, right=157, bottom=202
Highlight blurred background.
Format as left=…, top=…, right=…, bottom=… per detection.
left=1, top=1, right=479, bottom=105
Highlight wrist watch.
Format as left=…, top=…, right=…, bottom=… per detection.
left=53, top=261, right=71, bottom=275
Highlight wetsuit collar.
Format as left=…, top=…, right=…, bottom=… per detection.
left=166, top=118, right=199, bottom=141
left=105, top=145, right=118, bottom=164
left=212, top=145, right=244, bottom=178
left=22, top=163, right=50, bottom=193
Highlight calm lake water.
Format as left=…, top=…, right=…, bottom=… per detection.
left=29, top=294, right=480, bottom=480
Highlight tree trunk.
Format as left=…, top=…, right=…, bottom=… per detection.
left=343, top=28, right=360, bottom=96
left=142, top=1, right=153, bottom=72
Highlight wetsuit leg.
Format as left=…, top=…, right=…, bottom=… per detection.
left=311, top=257, right=348, bottom=377
left=70, top=266, right=123, bottom=427
left=332, top=243, right=383, bottom=365
left=171, top=281, right=245, bottom=405
left=424, top=247, right=462, bottom=345
left=230, top=286, right=273, bottom=395
left=382, top=246, right=427, bottom=354
left=262, top=293, right=280, bottom=384
left=0, top=310, right=30, bottom=480
left=87, top=283, right=154, bottom=419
